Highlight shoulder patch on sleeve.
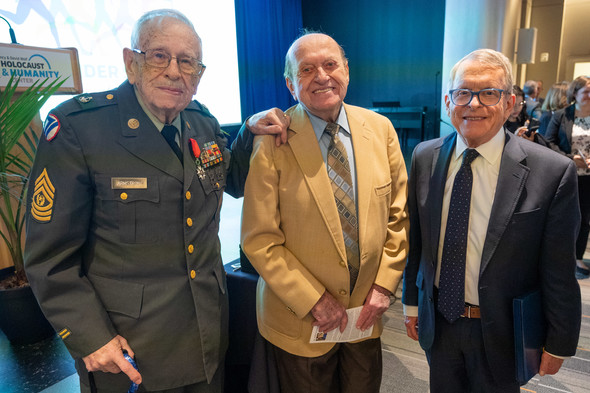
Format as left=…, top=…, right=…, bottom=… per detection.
left=31, top=168, right=56, bottom=223
left=43, top=114, right=60, bottom=141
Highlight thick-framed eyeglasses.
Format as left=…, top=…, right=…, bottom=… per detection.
left=132, top=49, right=206, bottom=76
left=449, top=88, right=505, bottom=106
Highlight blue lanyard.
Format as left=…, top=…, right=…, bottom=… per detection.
left=123, top=351, right=139, bottom=393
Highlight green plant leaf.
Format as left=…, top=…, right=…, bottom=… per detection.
left=0, top=75, right=67, bottom=278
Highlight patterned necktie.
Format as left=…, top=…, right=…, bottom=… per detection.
left=325, top=122, right=359, bottom=291
left=437, top=148, right=479, bottom=323
left=162, top=124, right=183, bottom=162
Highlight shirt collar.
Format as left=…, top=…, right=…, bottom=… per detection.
left=454, top=127, right=505, bottom=166
left=133, top=86, right=182, bottom=132
left=305, top=105, right=351, bottom=142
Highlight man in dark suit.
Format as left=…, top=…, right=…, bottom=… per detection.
left=24, top=9, right=285, bottom=393
left=401, top=49, right=581, bottom=392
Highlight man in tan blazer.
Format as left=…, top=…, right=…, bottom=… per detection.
left=241, top=32, right=409, bottom=393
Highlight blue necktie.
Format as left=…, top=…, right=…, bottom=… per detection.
left=437, top=148, right=479, bottom=323
left=162, top=124, right=182, bottom=162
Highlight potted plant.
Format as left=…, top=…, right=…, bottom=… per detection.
left=0, top=75, right=65, bottom=344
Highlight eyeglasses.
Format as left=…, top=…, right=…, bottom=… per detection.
left=449, top=88, right=505, bottom=106
left=132, top=49, right=206, bottom=76
left=515, top=101, right=526, bottom=107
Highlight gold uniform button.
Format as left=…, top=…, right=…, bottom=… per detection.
left=186, top=191, right=192, bottom=200
left=127, top=118, right=139, bottom=129
left=120, top=192, right=128, bottom=200
left=190, top=270, right=196, bottom=279
left=187, top=218, right=193, bottom=227
left=188, top=244, right=194, bottom=254
left=339, top=289, right=347, bottom=296
left=106, top=94, right=114, bottom=100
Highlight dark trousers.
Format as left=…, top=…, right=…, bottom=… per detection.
left=271, top=338, right=382, bottom=393
left=427, top=311, right=519, bottom=393
left=576, top=175, right=590, bottom=260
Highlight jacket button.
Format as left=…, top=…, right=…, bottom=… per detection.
left=190, top=270, right=196, bottom=279
left=339, top=289, right=347, bottom=296
left=188, top=244, right=194, bottom=254
left=339, top=261, right=346, bottom=267
left=187, top=218, right=193, bottom=227
left=120, top=192, right=128, bottom=200
left=186, top=191, right=192, bottom=200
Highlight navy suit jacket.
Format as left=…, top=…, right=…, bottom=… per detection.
left=545, top=104, right=576, bottom=155
left=402, top=130, right=582, bottom=385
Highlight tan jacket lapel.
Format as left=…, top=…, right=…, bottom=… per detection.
left=286, top=104, right=347, bottom=261
left=345, top=104, right=373, bottom=249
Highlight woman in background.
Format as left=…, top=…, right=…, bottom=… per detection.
left=546, top=76, right=590, bottom=278
left=539, top=81, right=569, bottom=136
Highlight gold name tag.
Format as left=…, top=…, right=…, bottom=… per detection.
left=111, top=177, right=148, bottom=189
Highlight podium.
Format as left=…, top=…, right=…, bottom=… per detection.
left=0, top=43, right=82, bottom=94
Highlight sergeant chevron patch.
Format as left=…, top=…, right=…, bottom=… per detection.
left=31, top=168, right=56, bottom=223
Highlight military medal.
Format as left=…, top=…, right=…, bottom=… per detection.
left=200, top=141, right=223, bottom=168
left=189, top=138, right=206, bottom=179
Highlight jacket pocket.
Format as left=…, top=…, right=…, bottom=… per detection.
left=95, top=175, right=160, bottom=243
left=90, top=275, right=144, bottom=319
left=374, top=180, right=392, bottom=197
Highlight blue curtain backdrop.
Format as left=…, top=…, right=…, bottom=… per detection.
left=234, top=0, right=302, bottom=121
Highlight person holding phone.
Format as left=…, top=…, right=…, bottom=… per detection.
left=546, top=76, right=590, bottom=278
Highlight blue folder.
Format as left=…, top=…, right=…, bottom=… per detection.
left=513, top=289, right=546, bottom=384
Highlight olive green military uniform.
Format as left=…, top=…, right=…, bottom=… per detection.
left=24, top=81, right=252, bottom=391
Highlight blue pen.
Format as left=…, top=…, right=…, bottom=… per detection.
left=122, top=350, right=139, bottom=393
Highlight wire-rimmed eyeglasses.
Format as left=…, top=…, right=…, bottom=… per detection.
left=132, top=48, right=206, bottom=76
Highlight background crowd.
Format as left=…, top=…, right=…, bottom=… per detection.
left=505, top=76, right=590, bottom=280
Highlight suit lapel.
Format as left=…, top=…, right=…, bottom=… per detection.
left=286, top=105, right=347, bottom=261
left=346, top=105, right=373, bottom=248
left=429, top=133, right=455, bottom=264
left=480, top=133, right=529, bottom=273
left=116, top=83, right=184, bottom=182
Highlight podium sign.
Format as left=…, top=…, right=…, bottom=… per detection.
left=0, top=43, right=82, bottom=94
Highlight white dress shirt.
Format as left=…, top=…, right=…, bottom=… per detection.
left=404, top=128, right=504, bottom=316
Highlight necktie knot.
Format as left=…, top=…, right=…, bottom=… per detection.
left=325, top=123, right=340, bottom=138
left=162, top=125, right=178, bottom=145
left=462, top=148, right=479, bottom=167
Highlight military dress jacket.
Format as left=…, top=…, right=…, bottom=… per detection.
left=24, top=81, right=252, bottom=391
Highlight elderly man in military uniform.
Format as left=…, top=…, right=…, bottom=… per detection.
left=24, top=9, right=285, bottom=393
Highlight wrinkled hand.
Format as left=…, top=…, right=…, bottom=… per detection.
left=246, top=108, right=290, bottom=146
left=539, top=352, right=564, bottom=376
left=356, top=284, right=391, bottom=331
left=515, top=126, right=535, bottom=141
left=404, top=316, right=419, bottom=341
left=311, top=291, right=348, bottom=333
left=82, top=335, right=142, bottom=385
